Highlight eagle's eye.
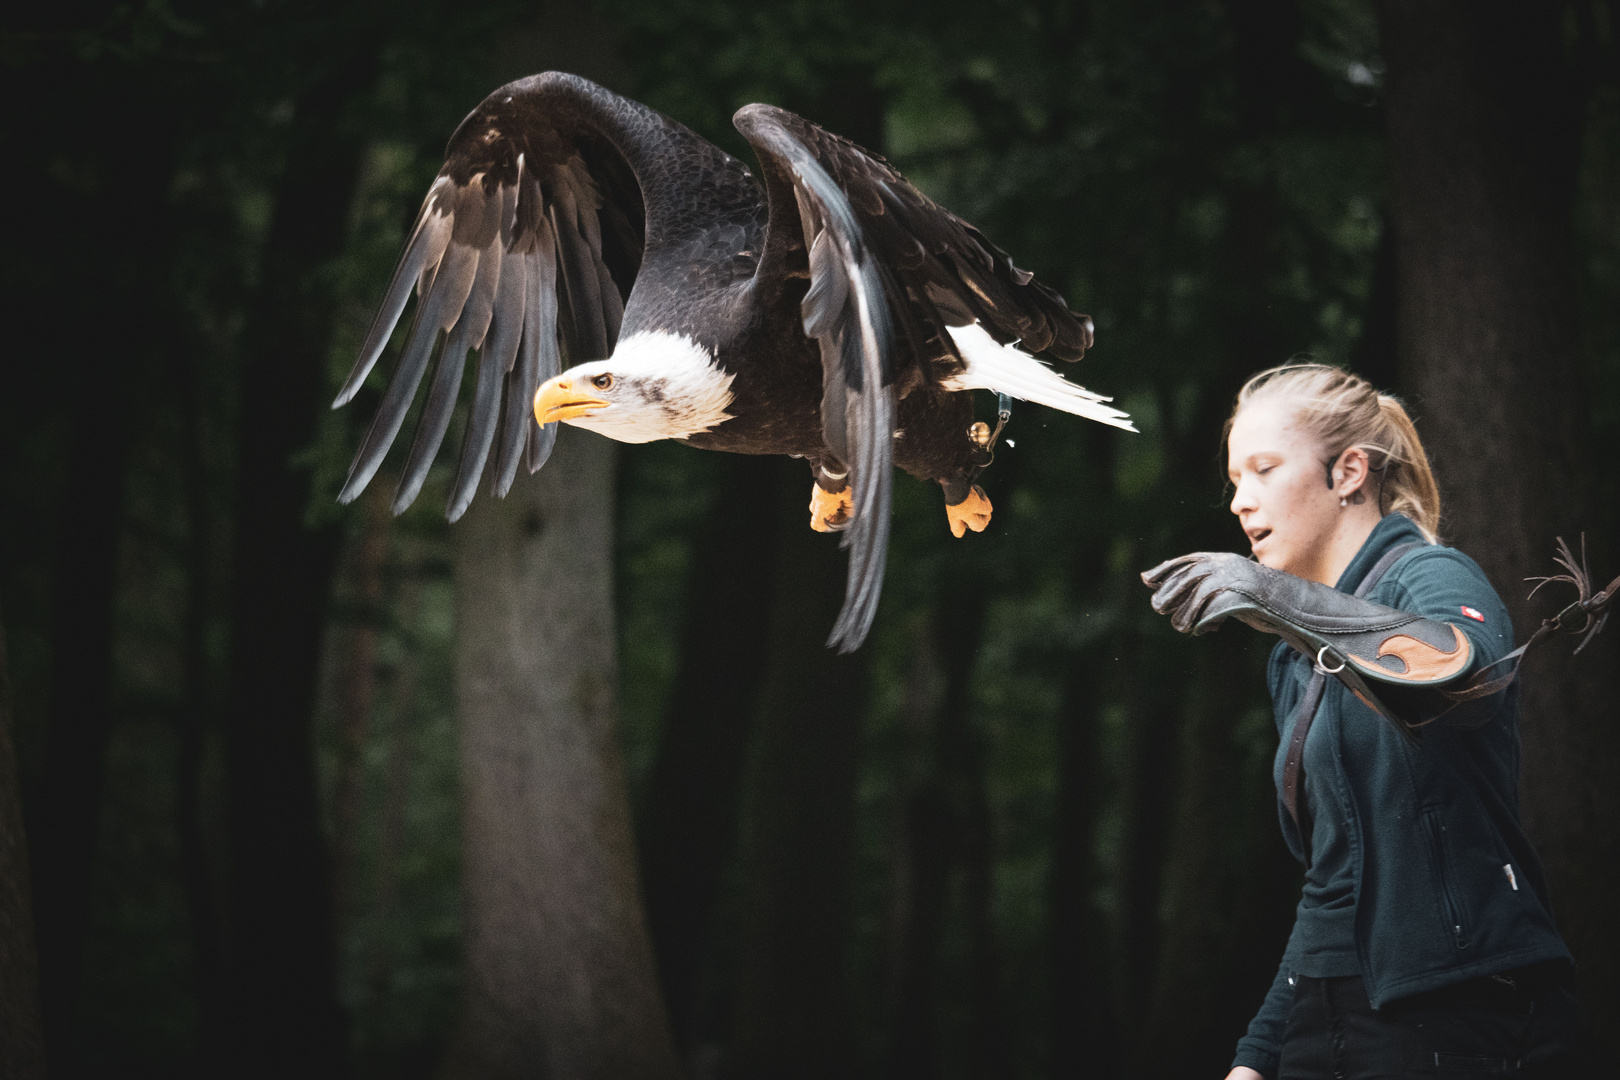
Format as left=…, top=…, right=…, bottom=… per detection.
left=592, top=373, right=615, bottom=391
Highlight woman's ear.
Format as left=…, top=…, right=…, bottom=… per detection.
left=1335, top=446, right=1372, bottom=498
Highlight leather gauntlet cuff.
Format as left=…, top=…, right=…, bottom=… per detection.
left=1213, top=584, right=1473, bottom=723
left=1143, top=552, right=1474, bottom=724
left=1214, top=583, right=1473, bottom=687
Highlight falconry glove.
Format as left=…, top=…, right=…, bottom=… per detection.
left=1141, top=552, right=1474, bottom=727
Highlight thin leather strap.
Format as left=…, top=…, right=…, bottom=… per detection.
left=1282, top=542, right=1422, bottom=839
left=1280, top=673, right=1328, bottom=835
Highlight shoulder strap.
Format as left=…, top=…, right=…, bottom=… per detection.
left=1280, top=674, right=1329, bottom=835
left=1353, top=541, right=1422, bottom=600
left=1282, top=542, right=1423, bottom=839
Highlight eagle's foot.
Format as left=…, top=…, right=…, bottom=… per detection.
left=945, top=485, right=992, bottom=538
left=810, top=483, right=854, bottom=532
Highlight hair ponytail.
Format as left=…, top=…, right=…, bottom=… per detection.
left=1227, top=363, right=1443, bottom=543
left=1373, top=394, right=1441, bottom=541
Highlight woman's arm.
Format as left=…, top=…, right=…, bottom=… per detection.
left=1142, top=552, right=1477, bottom=727
left=1385, top=549, right=1513, bottom=667
left=1230, top=956, right=1292, bottom=1079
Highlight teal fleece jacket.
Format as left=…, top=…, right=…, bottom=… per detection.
left=1231, top=513, right=1572, bottom=1079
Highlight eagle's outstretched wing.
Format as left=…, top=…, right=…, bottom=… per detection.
left=335, top=73, right=672, bottom=521
left=734, top=109, right=896, bottom=652
left=734, top=104, right=1098, bottom=650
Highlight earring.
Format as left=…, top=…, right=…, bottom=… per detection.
left=1340, top=496, right=1348, bottom=507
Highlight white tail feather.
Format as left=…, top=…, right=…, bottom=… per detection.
left=942, top=323, right=1136, bottom=431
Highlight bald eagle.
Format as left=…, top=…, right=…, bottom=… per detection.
left=335, top=72, right=1132, bottom=650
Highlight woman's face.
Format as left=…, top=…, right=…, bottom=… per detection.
left=1226, top=400, right=1343, bottom=580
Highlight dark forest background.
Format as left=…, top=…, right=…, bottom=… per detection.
left=2, top=1, right=1618, bottom=1077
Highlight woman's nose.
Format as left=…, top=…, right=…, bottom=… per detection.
left=1230, top=480, right=1255, bottom=515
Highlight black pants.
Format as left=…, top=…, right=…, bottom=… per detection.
left=1277, top=965, right=1585, bottom=1079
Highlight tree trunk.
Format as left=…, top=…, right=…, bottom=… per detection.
left=1138, top=629, right=1296, bottom=1077
left=0, top=605, right=46, bottom=1080
left=950, top=609, right=1004, bottom=1080
left=34, top=366, right=131, bottom=1075
left=1378, top=0, right=1620, bottom=1044
left=1047, top=425, right=1119, bottom=1080
left=333, top=484, right=392, bottom=925
left=1112, top=626, right=1182, bottom=1056
left=353, top=571, right=424, bottom=1016
left=886, top=620, right=949, bottom=1080
left=638, top=452, right=778, bottom=1055
left=222, top=50, right=375, bottom=1076
left=444, top=424, right=681, bottom=1080
left=885, top=598, right=1001, bottom=1080
left=365, top=616, right=420, bottom=1011
left=1048, top=645, right=1117, bottom=1080
left=32, top=107, right=170, bottom=1080
left=725, top=458, right=870, bottom=1080
left=175, top=337, right=226, bottom=1068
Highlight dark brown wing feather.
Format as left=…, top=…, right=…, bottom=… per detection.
left=737, top=105, right=1093, bottom=376
left=735, top=107, right=898, bottom=652
left=334, top=72, right=651, bottom=521
left=734, top=104, right=1095, bottom=651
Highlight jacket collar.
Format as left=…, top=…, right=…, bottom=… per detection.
left=1333, top=512, right=1428, bottom=594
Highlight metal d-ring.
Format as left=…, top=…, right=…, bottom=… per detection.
left=966, top=393, right=1016, bottom=474
left=1315, top=646, right=1347, bottom=675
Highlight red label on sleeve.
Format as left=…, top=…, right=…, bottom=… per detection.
left=1461, top=605, right=1485, bottom=622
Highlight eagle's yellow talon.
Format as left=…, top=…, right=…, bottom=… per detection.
left=810, top=484, right=854, bottom=532
left=946, top=485, right=992, bottom=538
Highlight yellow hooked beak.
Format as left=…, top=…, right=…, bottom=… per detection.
left=533, top=375, right=611, bottom=425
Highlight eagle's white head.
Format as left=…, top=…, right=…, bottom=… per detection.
left=532, top=331, right=736, bottom=443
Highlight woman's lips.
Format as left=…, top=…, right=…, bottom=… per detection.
left=1248, top=527, right=1272, bottom=552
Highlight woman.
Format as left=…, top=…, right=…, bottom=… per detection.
left=1141, top=364, right=1583, bottom=1079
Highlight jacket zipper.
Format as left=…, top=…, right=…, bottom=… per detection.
left=1422, top=809, right=1469, bottom=950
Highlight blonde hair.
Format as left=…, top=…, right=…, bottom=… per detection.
left=1225, top=363, right=1442, bottom=543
